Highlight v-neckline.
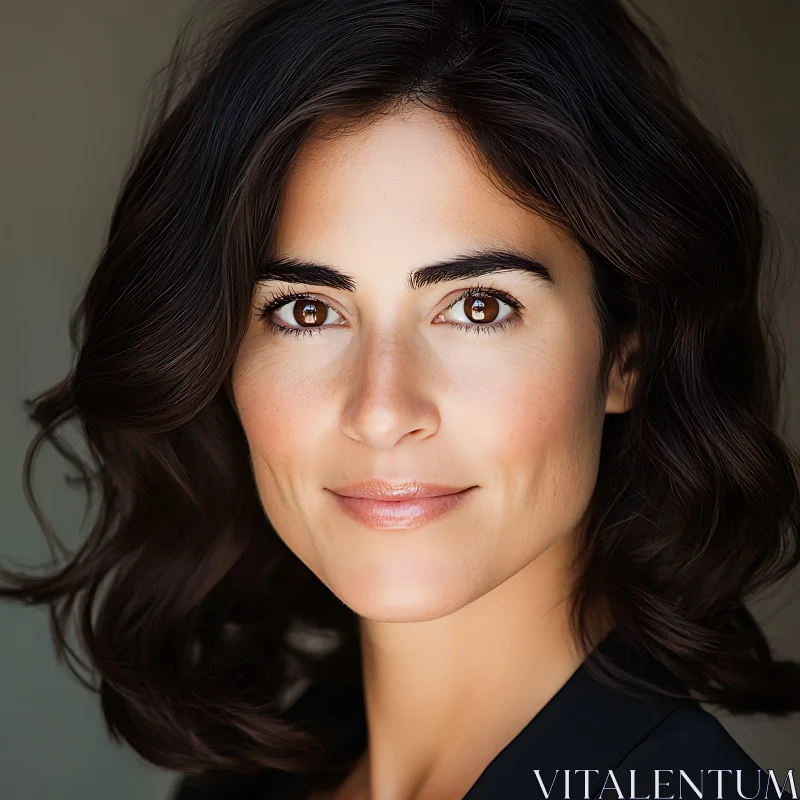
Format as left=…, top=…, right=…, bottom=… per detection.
left=274, top=627, right=694, bottom=800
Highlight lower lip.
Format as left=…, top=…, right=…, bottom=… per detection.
left=327, top=487, right=477, bottom=530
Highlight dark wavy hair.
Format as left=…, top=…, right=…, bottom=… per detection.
left=3, top=0, right=800, bottom=789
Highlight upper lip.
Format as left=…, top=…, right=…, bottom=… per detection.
left=328, top=479, right=474, bottom=501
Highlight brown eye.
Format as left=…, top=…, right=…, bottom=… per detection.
left=464, top=295, right=500, bottom=323
left=434, top=289, right=518, bottom=333
left=267, top=294, right=345, bottom=334
left=293, top=299, right=328, bottom=327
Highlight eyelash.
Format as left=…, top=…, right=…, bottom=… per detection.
left=256, top=283, right=524, bottom=338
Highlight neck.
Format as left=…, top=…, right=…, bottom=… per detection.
left=355, top=528, right=611, bottom=800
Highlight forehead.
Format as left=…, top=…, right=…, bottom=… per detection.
left=274, top=104, right=589, bottom=289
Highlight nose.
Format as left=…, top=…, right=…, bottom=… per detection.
left=339, top=327, right=441, bottom=450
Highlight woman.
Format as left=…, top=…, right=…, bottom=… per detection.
left=3, top=0, right=799, bottom=798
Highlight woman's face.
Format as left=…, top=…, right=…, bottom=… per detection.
left=231, top=104, right=632, bottom=622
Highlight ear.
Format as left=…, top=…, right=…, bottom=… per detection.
left=604, top=332, right=638, bottom=414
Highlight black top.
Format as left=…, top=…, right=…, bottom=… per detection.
left=173, top=628, right=766, bottom=799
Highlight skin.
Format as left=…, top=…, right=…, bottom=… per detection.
left=230, top=102, right=636, bottom=800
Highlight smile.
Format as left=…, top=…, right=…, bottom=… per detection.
left=325, top=486, right=477, bottom=530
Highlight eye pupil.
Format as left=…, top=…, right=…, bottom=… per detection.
left=294, top=300, right=326, bottom=327
left=465, top=295, right=498, bottom=323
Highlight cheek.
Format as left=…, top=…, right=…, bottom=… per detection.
left=232, top=348, right=329, bottom=459
left=231, top=351, right=336, bottom=566
left=230, top=349, right=333, bottom=542
left=508, top=357, right=599, bottom=467
left=455, top=321, right=604, bottom=539
left=458, top=327, right=601, bottom=460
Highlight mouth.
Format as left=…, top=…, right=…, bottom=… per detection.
left=325, top=480, right=478, bottom=530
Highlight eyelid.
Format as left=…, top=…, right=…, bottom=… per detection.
left=440, top=283, right=524, bottom=313
left=258, top=288, right=347, bottom=320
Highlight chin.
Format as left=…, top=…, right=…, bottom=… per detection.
left=342, top=594, right=469, bottom=624
left=325, top=563, right=483, bottom=623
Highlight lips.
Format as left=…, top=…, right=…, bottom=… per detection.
left=326, top=479, right=477, bottom=529
left=329, top=479, right=473, bottom=500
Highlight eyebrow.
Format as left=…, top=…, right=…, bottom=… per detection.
left=255, top=247, right=553, bottom=292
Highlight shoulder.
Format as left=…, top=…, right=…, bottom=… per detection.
left=620, top=704, right=763, bottom=768
left=611, top=704, right=765, bottom=799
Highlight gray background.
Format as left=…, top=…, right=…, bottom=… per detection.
left=1, top=1, right=798, bottom=798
